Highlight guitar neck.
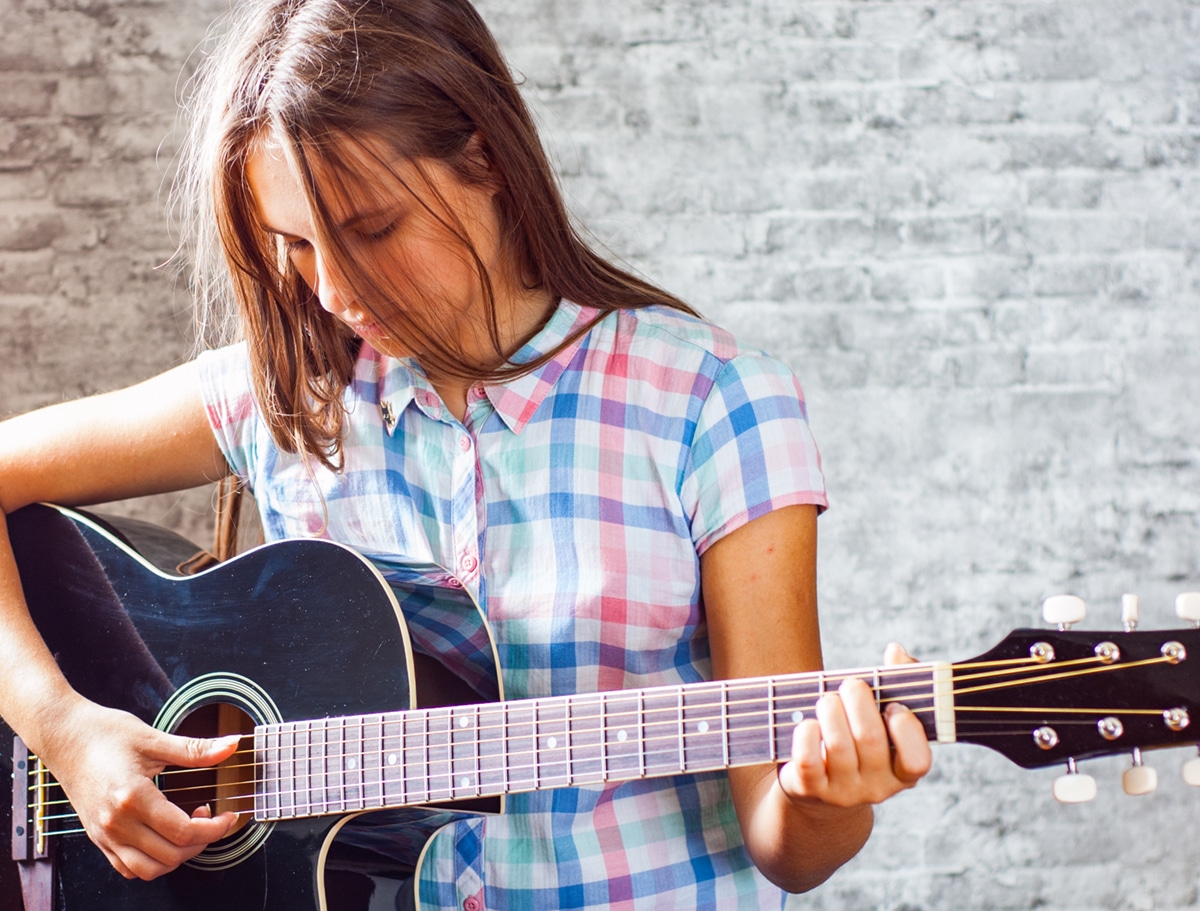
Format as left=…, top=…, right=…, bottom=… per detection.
left=254, top=662, right=955, bottom=821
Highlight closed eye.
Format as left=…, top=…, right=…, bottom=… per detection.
left=359, top=220, right=400, bottom=243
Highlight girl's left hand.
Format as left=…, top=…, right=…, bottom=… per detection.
left=777, top=643, right=932, bottom=808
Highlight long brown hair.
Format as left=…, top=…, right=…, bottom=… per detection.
left=176, top=0, right=693, bottom=470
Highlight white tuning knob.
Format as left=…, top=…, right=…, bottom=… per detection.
left=1175, top=593, right=1200, bottom=626
left=1182, top=755, right=1200, bottom=787
left=1121, top=593, right=1139, bottom=631
left=1043, top=595, right=1087, bottom=630
left=1053, top=770, right=1097, bottom=804
left=1122, top=750, right=1157, bottom=796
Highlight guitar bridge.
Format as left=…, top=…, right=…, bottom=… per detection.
left=11, top=736, right=56, bottom=911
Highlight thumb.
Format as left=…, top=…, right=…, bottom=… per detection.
left=883, top=642, right=919, bottom=665
left=148, top=731, right=244, bottom=769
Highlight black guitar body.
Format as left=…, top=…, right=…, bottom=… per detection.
left=1, top=503, right=495, bottom=911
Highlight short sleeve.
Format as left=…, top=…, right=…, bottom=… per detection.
left=681, top=353, right=827, bottom=555
left=195, top=342, right=259, bottom=484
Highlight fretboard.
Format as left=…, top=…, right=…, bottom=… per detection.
left=253, top=662, right=954, bottom=822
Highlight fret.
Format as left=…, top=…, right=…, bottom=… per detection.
left=726, top=680, right=771, bottom=766
left=402, top=709, right=428, bottom=804
left=476, top=703, right=506, bottom=796
left=362, top=714, right=383, bottom=808
left=505, top=700, right=536, bottom=792
left=567, top=693, right=603, bottom=786
left=676, top=689, right=685, bottom=773
left=310, top=718, right=329, bottom=814
left=602, top=692, right=641, bottom=780
left=450, top=705, right=480, bottom=798
left=426, top=707, right=453, bottom=801
left=278, top=723, right=295, bottom=819
left=295, top=720, right=312, bottom=818
left=343, top=716, right=364, bottom=810
left=772, top=675, right=823, bottom=759
left=767, top=679, right=777, bottom=762
left=681, top=684, right=725, bottom=772
left=534, top=698, right=570, bottom=789
left=252, top=729, right=267, bottom=820
left=642, top=690, right=681, bottom=777
left=382, top=713, right=405, bottom=806
left=324, top=717, right=345, bottom=813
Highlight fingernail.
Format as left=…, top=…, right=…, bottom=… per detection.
left=218, top=734, right=243, bottom=748
left=885, top=702, right=911, bottom=718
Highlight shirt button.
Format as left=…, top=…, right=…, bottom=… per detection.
left=458, top=434, right=471, bottom=452
left=471, top=383, right=486, bottom=399
left=463, top=898, right=481, bottom=911
left=447, top=576, right=463, bottom=589
left=460, top=554, right=478, bottom=573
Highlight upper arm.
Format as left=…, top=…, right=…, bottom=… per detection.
left=700, top=503, right=822, bottom=684
left=0, top=361, right=230, bottom=514
left=700, top=504, right=824, bottom=837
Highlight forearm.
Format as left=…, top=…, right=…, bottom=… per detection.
left=731, top=763, right=874, bottom=894
left=0, top=513, right=88, bottom=758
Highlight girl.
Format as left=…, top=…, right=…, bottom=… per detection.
left=0, top=0, right=931, bottom=907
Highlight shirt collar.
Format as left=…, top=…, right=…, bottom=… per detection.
left=486, top=300, right=599, bottom=434
left=370, top=301, right=602, bottom=436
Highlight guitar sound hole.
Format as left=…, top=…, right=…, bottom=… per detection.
left=163, top=703, right=256, bottom=837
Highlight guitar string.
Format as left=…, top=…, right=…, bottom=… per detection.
left=25, top=655, right=1179, bottom=831
left=34, top=653, right=1100, bottom=801
left=25, top=659, right=1021, bottom=813
left=25, top=655, right=1170, bottom=818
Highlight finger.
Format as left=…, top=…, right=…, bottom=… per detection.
left=835, top=678, right=892, bottom=777
left=884, top=702, right=933, bottom=785
left=813, top=690, right=860, bottom=781
left=778, top=718, right=826, bottom=798
left=145, top=732, right=243, bottom=770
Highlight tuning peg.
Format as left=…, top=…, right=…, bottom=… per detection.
left=1175, top=593, right=1200, bottom=627
left=1043, top=595, right=1086, bottom=630
left=1053, top=758, right=1097, bottom=804
left=1182, top=748, right=1200, bottom=787
left=1122, top=748, right=1157, bottom=796
left=1121, top=593, right=1139, bottom=631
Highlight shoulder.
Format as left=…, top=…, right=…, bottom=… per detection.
left=584, top=305, right=805, bottom=405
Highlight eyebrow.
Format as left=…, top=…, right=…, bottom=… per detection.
left=261, top=208, right=391, bottom=238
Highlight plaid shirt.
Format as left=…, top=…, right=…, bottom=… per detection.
left=199, top=301, right=827, bottom=910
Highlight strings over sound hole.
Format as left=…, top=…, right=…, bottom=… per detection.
left=163, top=703, right=256, bottom=837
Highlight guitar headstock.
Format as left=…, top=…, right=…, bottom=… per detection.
left=951, top=592, right=1200, bottom=802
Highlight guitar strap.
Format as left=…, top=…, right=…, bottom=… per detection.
left=177, top=475, right=246, bottom=574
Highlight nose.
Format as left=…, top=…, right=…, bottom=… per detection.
left=312, top=251, right=351, bottom=316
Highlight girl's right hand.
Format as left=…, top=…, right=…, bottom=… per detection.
left=42, top=699, right=242, bottom=880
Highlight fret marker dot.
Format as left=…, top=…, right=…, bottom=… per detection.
left=460, top=777, right=470, bottom=789
left=617, top=730, right=627, bottom=742
left=546, top=736, right=557, bottom=749
left=697, top=720, right=709, bottom=734
left=387, top=754, right=397, bottom=765
left=791, top=711, right=803, bottom=724
left=459, top=717, right=470, bottom=728
left=347, top=758, right=357, bottom=770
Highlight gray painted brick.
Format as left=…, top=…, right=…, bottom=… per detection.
left=2, top=0, right=1199, bottom=907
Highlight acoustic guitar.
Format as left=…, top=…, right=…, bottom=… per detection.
left=4, top=503, right=1199, bottom=910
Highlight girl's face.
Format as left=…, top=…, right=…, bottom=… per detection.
left=245, top=135, right=508, bottom=361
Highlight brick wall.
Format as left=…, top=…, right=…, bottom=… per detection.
left=3, top=1, right=1198, bottom=907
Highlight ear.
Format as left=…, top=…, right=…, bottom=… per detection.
left=463, top=131, right=502, bottom=191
